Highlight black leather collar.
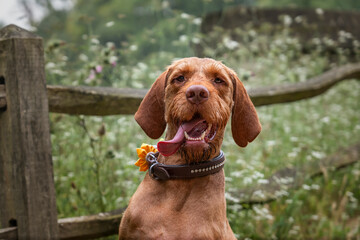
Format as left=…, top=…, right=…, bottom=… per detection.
left=145, top=151, right=225, bottom=180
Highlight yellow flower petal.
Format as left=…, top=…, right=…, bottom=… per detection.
left=134, top=158, right=146, bottom=167
left=136, top=148, right=147, bottom=158
left=139, top=162, right=149, bottom=172
left=135, top=144, right=157, bottom=172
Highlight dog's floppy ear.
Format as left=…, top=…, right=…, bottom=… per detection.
left=134, top=71, right=168, bottom=139
left=231, top=73, right=261, bottom=147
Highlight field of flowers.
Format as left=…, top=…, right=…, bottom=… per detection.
left=46, top=12, right=360, bottom=239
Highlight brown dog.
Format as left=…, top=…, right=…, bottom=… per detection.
left=119, top=57, right=261, bottom=239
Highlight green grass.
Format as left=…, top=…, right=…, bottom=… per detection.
left=47, top=13, right=360, bottom=239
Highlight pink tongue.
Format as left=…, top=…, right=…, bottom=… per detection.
left=157, top=118, right=205, bottom=156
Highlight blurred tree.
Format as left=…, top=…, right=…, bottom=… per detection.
left=33, top=0, right=256, bottom=44
left=256, top=0, right=360, bottom=10
left=22, top=0, right=360, bottom=66
left=26, top=0, right=360, bottom=45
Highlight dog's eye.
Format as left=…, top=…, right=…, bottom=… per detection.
left=214, top=77, right=224, bottom=84
left=174, top=75, right=185, bottom=83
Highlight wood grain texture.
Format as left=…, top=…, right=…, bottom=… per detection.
left=58, top=208, right=124, bottom=240
left=47, top=63, right=360, bottom=115
left=47, top=85, right=147, bottom=115
left=0, top=209, right=124, bottom=240
left=0, top=24, right=59, bottom=239
left=0, top=84, right=6, bottom=109
left=0, top=226, right=17, bottom=240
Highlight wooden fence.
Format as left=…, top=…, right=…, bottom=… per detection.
left=0, top=24, right=359, bottom=240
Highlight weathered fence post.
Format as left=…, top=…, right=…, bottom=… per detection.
left=0, top=25, right=59, bottom=239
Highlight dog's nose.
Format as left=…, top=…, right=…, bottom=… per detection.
left=186, top=85, right=209, bottom=104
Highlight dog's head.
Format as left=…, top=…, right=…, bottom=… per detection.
left=135, top=57, right=261, bottom=162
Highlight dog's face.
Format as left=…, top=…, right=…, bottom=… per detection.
left=135, top=57, right=261, bottom=162
left=162, top=58, right=234, bottom=161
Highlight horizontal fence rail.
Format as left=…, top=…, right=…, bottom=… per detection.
left=47, top=63, right=360, bottom=116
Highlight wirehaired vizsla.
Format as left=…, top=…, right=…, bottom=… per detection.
left=119, top=57, right=261, bottom=239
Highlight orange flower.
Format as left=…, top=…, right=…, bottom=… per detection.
left=135, top=144, right=158, bottom=172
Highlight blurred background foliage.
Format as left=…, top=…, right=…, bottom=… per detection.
left=4, top=0, right=359, bottom=239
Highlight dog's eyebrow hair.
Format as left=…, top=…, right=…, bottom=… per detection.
left=172, top=62, right=195, bottom=75
left=202, top=62, right=226, bottom=75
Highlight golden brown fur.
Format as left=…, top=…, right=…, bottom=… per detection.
left=119, top=57, right=261, bottom=239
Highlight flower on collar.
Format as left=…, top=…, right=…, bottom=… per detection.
left=135, top=143, right=158, bottom=172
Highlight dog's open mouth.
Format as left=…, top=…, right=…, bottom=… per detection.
left=157, top=116, right=217, bottom=156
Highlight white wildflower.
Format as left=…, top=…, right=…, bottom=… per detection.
left=162, top=1, right=169, bottom=9
left=289, top=225, right=300, bottom=235
left=79, top=53, right=88, bottom=62
left=179, top=35, right=188, bottom=42
left=311, top=184, right=320, bottom=190
left=243, top=176, right=253, bottom=185
left=106, top=42, right=115, bottom=48
left=311, top=151, right=325, bottom=159
left=321, top=116, right=330, bottom=123
left=249, top=30, right=257, bottom=37
left=253, top=206, right=274, bottom=220
left=225, top=177, right=233, bottom=182
left=311, top=215, right=319, bottom=220
left=282, top=15, right=292, bottom=26
left=129, top=45, right=138, bottom=51
left=193, top=18, right=202, bottom=25
left=288, top=151, right=298, bottom=158
left=236, top=158, right=246, bottom=165
left=225, top=192, right=240, bottom=203
left=275, top=190, right=289, bottom=197
left=295, top=16, right=303, bottom=23
left=258, top=179, right=269, bottom=184
left=115, top=196, right=124, bottom=204
left=109, top=56, right=118, bottom=64
left=105, top=21, right=114, bottom=27
left=266, top=140, right=276, bottom=147
left=137, top=62, right=148, bottom=71
left=46, top=62, right=56, bottom=69
left=231, top=171, right=244, bottom=178
left=253, top=190, right=266, bottom=199
left=132, top=81, right=144, bottom=89
left=252, top=171, right=264, bottom=179
left=180, top=13, right=190, bottom=19
left=192, top=37, right=201, bottom=44
left=91, top=38, right=100, bottom=45
left=316, top=8, right=324, bottom=16
left=223, top=37, right=239, bottom=50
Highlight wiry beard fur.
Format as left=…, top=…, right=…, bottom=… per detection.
left=179, top=142, right=217, bottom=164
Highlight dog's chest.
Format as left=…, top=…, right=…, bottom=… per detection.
left=123, top=176, right=233, bottom=239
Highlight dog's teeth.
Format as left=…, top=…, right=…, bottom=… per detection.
left=185, top=131, right=209, bottom=141
left=185, top=131, right=189, bottom=140
left=200, top=131, right=206, bottom=140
